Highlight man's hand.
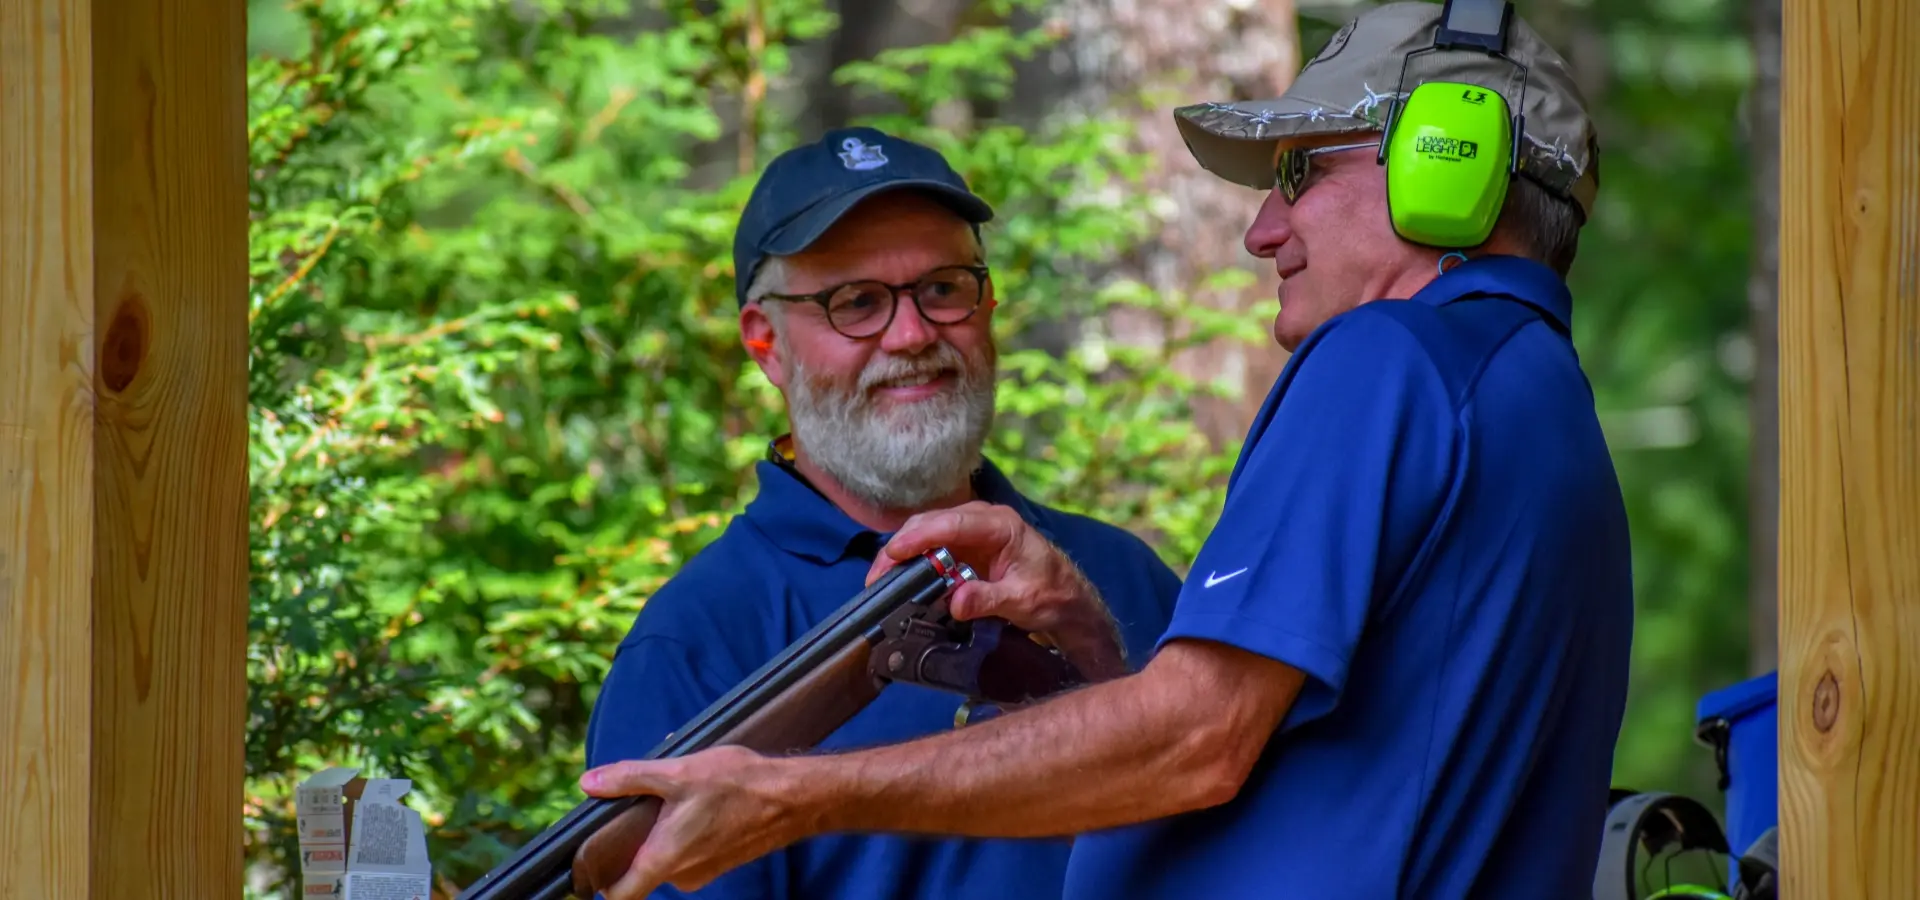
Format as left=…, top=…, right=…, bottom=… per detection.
left=579, top=746, right=814, bottom=900
left=573, top=639, right=1307, bottom=896
left=870, top=501, right=1129, bottom=680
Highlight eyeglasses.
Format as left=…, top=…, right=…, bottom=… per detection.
left=758, top=265, right=991, bottom=340
left=1274, top=141, right=1381, bottom=204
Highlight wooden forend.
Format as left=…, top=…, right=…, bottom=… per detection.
left=1778, top=0, right=1920, bottom=894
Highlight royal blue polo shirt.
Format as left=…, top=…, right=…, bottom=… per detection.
left=1062, top=255, right=1635, bottom=899
left=586, top=454, right=1182, bottom=900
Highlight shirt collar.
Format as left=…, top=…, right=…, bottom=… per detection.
left=1409, top=254, right=1573, bottom=335
left=743, top=441, right=1054, bottom=565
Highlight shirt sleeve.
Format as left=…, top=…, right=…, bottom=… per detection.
left=1154, top=309, right=1455, bottom=730
left=586, top=635, right=781, bottom=900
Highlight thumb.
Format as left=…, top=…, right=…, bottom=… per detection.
left=581, top=760, right=676, bottom=799
left=865, top=551, right=902, bottom=587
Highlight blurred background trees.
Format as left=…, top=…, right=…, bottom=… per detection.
left=242, top=0, right=1770, bottom=894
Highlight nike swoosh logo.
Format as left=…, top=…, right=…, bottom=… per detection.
left=1204, top=568, right=1248, bottom=588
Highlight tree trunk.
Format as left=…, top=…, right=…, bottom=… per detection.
left=1007, top=0, right=1303, bottom=446
left=808, top=0, right=977, bottom=132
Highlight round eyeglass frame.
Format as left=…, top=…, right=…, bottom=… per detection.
left=756, top=264, right=992, bottom=339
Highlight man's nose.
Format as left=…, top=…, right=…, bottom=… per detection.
left=878, top=292, right=940, bottom=353
left=1243, top=189, right=1294, bottom=259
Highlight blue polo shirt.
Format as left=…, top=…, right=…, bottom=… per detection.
left=587, top=455, right=1181, bottom=900
left=1063, top=256, right=1634, bottom=899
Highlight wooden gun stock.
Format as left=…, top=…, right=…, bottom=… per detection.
left=455, top=548, right=1086, bottom=900
left=570, top=637, right=885, bottom=894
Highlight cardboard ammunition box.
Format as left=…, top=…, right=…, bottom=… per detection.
left=295, top=767, right=433, bottom=900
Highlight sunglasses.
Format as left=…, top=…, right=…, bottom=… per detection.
left=1274, top=140, right=1382, bottom=204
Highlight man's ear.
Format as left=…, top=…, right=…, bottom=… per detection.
left=740, top=304, right=788, bottom=389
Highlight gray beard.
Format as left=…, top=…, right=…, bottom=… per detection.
left=781, top=336, right=998, bottom=514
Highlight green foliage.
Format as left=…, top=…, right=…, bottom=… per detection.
left=244, top=0, right=1246, bottom=892
left=248, top=0, right=1763, bottom=892
left=1554, top=0, right=1758, bottom=805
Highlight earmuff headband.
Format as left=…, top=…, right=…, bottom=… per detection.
left=1593, top=792, right=1733, bottom=900
left=1435, top=0, right=1514, bottom=54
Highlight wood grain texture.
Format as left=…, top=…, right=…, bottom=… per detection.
left=0, top=0, right=96, bottom=895
left=1777, top=0, right=1920, bottom=893
left=89, top=0, right=250, bottom=894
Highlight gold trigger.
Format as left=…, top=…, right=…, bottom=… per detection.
left=954, top=700, right=1000, bottom=729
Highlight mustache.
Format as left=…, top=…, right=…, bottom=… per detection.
left=856, top=344, right=968, bottom=392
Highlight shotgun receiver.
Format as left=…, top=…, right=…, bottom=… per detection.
left=455, top=547, right=1085, bottom=900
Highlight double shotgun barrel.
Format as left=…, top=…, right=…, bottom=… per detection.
left=457, top=548, right=1085, bottom=900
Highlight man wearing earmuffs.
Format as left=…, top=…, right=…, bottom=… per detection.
left=577, top=3, right=1634, bottom=898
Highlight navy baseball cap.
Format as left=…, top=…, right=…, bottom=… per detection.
left=732, top=126, right=995, bottom=307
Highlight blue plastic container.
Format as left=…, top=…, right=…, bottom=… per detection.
left=1695, top=670, right=1779, bottom=881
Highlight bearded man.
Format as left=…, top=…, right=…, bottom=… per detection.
left=582, top=126, right=1182, bottom=900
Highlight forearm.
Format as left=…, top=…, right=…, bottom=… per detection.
left=787, top=643, right=1296, bottom=840
left=1045, top=575, right=1131, bottom=682
left=976, top=554, right=1130, bottom=683
left=802, top=679, right=1193, bottom=838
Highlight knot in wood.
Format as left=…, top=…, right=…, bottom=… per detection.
left=102, top=294, right=150, bottom=392
left=1813, top=670, right=1841, bottom=733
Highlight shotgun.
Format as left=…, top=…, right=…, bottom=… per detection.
left=455, top=547, right=1085, bottom=900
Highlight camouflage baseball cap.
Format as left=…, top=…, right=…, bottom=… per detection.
left=1173, top=1, right=1599, bottom=219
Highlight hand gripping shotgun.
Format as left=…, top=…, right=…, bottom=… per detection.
left=455, top=548, right=1086, bottom=900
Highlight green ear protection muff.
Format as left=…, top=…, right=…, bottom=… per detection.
left=1377, top=0, right=1528, bottom=248
left=1593, top=791, right=1735, bottom=900
left=1646, top=887, right=1736, bottom=900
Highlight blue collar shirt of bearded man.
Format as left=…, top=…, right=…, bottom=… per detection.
left=1062, top=255, right=1635, bottom=900
left=585, top=454, right=1183, bottom=900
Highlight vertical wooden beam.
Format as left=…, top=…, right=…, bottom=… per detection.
left=3, top=0, right=247, bottom=895
left=0, top=0, right=96, bottom=896
left=1778, top=0, right=1920, bottom=893
left=89, top=0, right=251, bottom=895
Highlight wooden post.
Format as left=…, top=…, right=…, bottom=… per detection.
left=1778, top=0, right=1920, bottom=894
left=1, top=0, right=97, bottom=894
left=1, top=0, right=250, bottom=895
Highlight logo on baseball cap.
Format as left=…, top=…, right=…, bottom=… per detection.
left=732, top=127, right=996, bottom=307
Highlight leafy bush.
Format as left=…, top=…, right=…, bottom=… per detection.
left=244, top=0, right=1253, bottom=893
